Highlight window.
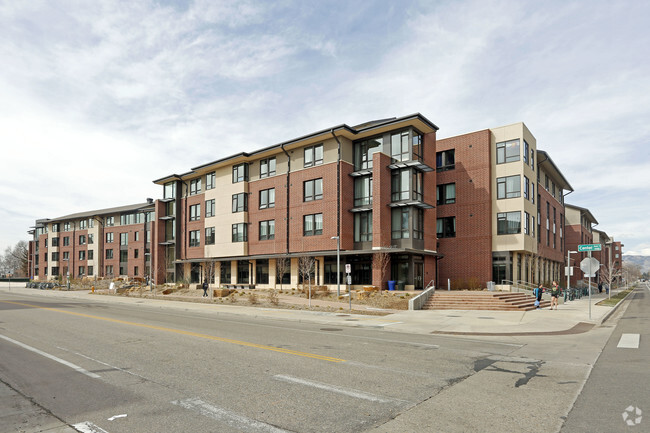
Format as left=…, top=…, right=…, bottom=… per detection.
left=354, top=176, right=373, bottom=207
left=189, top=230, right=200, bottom=247
left=531, top=216, right=535, bottom=238
left=391, top=130, right=409, bottom=161
left=88, top=234, right=94, bottom=245
left=524, top=211, right=530, bottom=235
left=105, top=216, right=114, bottom=227
left=79, top=250, right=86, bottom=261
left=259, top=220, right=275, bottom=240
left=63, top=236, right=70, bottom=246
left=437, top=183, right=456, bottom=205
left=304, top=179, right=323, bottom=201
left=259, top=188, right=275, bottom=209
left=232, top=193, right=248, bottom=213
left=523, top=140, right=529, bottom=164
left=190, top=178, right=201, bottom=195
left=106, top=233, right=114, bottom=243
left=303, top=214, right=323, bottom=236
left=119, top=250, right=128, bottom=262
left=496, top=139, right=520, bottom=164
left=531, top=149, right=535, bottom=169
left=237, top=260, right=250, bottom=284
left=524, top=176, right=529, bottom=200
left=256, top=259, right=269, bottom=284
left=531, top=182, right=535, bottom=204
left=412, top=132, right=423, bottom=161
left=78, top=266, right=85, bottom=276
left=134, top=232, right=140, bottom=242
left=134, top=249, right=139, bottom=259
left=52, top=252, right=59, bottom=261
left=497, top=211, right=521, bottom=235
left=205, top=199, right=215, bottom=218
left=63, top=251, right=69, bottom=260
left=220, top=262, right=231, bottom=284
left=353, top=137, right=382, bottom=170
left=437, top=216, right=456, bottom=238
left=205, top=227, right=215, bottom=245
left=413, top=208, right=424, bottom=239
left=354, top=212, right=373, bottom=242
left=304, top=144, right=323, bottom=167
left=106, top=265, right=113, bottom=276
left=232, top=223, right=247, bottom=242
left=190, top=204, right=201, bottom=221
left=497, top=175, right=521, bottom=199
left=52, top=223, right=60, bottom=232
left=260, top=157, right=276, bottom=178
left=134, top=266, right=139, bottom=276
left=79, top=220, right=87, bottom=229
left=164, top=182, right=175, bottom=199
left=392, top=169, right=422, bottom=202
left=64, top=222, right=70, bottom=231
left=232, top=163, right=249, bottom=183
left=51, top=237, right=59, bottom=247
left=106, top=249, right=114, bottom=259
left=88, top=250, right=94, bottom=260
left=206, top=172, right=215, bottom=190
left=436, top=149, right=455, bottom=171
left=120, top=233, right=128, bottom=246
left=391, top=208, right=410, bottom=239
left=88, top=266, right=93, bottom=276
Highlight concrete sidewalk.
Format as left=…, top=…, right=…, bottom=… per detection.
left=0, top=283, right=632, bottom=336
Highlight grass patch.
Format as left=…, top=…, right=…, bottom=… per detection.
left=596, top=288, right=634, bottom=307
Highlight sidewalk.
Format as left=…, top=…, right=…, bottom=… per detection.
left=0, top=283, right=632, bottom=336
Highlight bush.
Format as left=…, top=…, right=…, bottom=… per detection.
left=248, top=292, right=258, bottom=304
left=267, top=289, right=279, bottom=306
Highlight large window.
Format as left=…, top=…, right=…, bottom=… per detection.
left=190, top=178, right=201, bottom=195
left=437, top=217, right=456, bottom=238
left=354, top=212, right=373, bottom=242
left=524, top=212, right=530, bottom=235
left=164, top=182, right=175, bottom=199
left=206, top=172, right=215, bottom=190
left=497, top=175, right=521, bottom=199
left=105, top=216, right=114, bottom=227
left=496, top=139, right=520, bottom=164
left=232, top=163, right=249, bottom=183
left=413, top=208, right=424, bottom=239
left=205, top=227, right=215, bottom=245
left=220, top=262, right=231, bottom=284
left=205, top=199, right=215, bottom=218
left=437, top=183, right=456, bottom=205
left=353, top=137, right=382, bottom=170
left=189, top=230, right=200, bottom=247
left=106, top=249, right=113, bottom=259
left=190, top=204, right=201, bottom=221
left=256, top=259, right=269, bottom=284
left=232, top=193, right=248, bottom=213
left=436, top=149, right=455, bottom=171
left=259, top=188, right=275, bottom=209
left=120, top=233, right=128, bottom=246
left=391, top=208, right=410, bottom=239
left=232, top=223, right=247, bottom=242
left=260, top=157, right=276, bottom=178
left=392, top=169, right=422, bottom=202
left=106, top=232, right=114, bottom=243
left=259, top=220, right=275, bottom=240
left=497, top=211, right=521, bottom=234
left=304, top=144, right=323, bottom=167
left=354, top=176, right=372, bottom=207
left=391, top=130, right=409, bottom=162
left=304, top=179, right=323, bottom=202
left=303, top=214, right=323, bottom=236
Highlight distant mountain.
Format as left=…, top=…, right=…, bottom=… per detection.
left=623, top=255, right=650, bottom=273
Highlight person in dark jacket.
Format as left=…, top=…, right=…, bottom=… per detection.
left=202, top=280, right=209, bottom=297
left=534, top=283, right=544, bottom=309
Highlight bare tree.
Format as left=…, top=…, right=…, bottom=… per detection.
left=275, top=256, right=290, bottom=291
left=204, top=260, right=217, bottom=299
left=372, top=247, right=391, bottom=291
left=1, top=241, right=28, bottom=277
left=298, top=256, right=316, bottom=307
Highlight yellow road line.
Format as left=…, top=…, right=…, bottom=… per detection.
left=0, top=300, right=345, bottom=363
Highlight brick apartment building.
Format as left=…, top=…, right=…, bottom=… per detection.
left=27, top=115, right=622, bottom=291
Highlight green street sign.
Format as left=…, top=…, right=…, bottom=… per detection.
left=578, top=243, right=602, bottom=252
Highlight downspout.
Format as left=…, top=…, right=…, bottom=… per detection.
left=281, top=144, right=291, bottom=255
left=330, top=129, right=342, bottom=247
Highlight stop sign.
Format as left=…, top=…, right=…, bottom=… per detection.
left=580, top=257, right=600, bottom=276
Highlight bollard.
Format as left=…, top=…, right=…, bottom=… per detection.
left=91, top=286, right=95, bottom=293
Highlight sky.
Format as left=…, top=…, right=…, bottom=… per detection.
left=1, top=0, right=649, bottom=256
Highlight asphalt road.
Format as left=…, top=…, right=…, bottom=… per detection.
left=0, top=287, right=631, bottom=433
left=560, top=284, right=650, bottom=432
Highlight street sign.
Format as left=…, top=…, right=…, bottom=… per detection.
left=578, top=243, right=602, bottom=252
left=345, top=264, right=351, bottom=274
left=564, top=266, right=574, bottom=276
left=580, top=257, right=600, bottom=275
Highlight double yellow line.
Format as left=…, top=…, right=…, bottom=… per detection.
left=1, top=300, right=345, bottom=363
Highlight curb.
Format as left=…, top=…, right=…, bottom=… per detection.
left=598, top=287, right=636, bottom=324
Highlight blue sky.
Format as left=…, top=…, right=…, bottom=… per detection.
left=1, top=0, right=649, bottom=255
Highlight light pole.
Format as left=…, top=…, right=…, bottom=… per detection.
left=566, top=250, right=577, bottom=301
left=331, top=236, right=340, bottom=297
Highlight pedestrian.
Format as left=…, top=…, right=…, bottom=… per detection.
left=550, top=280, right=560, bottom=310
left=202, top=279, right=209, bottom=297
left=534, top=283, right=544, bottom=309
left=598, top=282, right=602, bottom=293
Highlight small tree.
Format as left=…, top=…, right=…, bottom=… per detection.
left=298, top=256, right=316, bottom=307
left=275, top=256, right=290, bottom=291
left=372, top=247, right=391, bottom=291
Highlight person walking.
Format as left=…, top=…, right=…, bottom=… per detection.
left=534, top=283, right=544, bottom=309
left=550, top=281, right=560, bottom=310
left=202, top=280, right=209, bottom=297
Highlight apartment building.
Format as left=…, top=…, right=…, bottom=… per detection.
left=564, top=204, right=598, bottom=286
left=435, top=122, right=572, bottom=289
left=29, top=203, right=155, bottom=282
left=151, top=114, right=440, bottom=290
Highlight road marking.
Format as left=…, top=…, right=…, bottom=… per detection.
left=273, top=374, right=412, bottom=405
left=72, top=421, right=109, bottom=432
left=172, top=397, right=290, bottom=433
left=0, top=334, right=100, bottom=379
left=0, top=300, right=345, bottom=363
left=107, top=414, right=127, bottom=421
left=617, top=333, right=640, bottom=349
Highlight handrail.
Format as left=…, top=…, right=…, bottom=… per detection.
left=409, top=280, right=435, bottom=310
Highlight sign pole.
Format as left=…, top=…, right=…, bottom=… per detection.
left=588, top=250, right=592, bottom=320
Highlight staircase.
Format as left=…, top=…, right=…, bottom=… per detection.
left=423, top=291, right=551, bottom=311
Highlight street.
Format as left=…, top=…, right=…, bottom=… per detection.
left=0, top=285, right=639, bottom=432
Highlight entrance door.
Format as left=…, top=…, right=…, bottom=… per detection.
left=414, top=262, right=423, bottom=290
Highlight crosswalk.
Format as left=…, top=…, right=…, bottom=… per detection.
left=617, top=333, right=641, bottom=349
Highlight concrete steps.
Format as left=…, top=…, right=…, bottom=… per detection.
left=423, top=291, right=551, bottom=311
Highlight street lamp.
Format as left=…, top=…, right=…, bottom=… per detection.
left=331, top=236, right=340, bottom=297
left=566, top=250, right=577, bottom=301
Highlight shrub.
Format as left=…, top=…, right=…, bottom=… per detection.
left=267, top=289, right=279, bottom=306
left=248, top=292, right=258, bottom=304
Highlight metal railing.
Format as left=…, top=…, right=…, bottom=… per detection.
left=409, top=280, right=435, bottom=310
